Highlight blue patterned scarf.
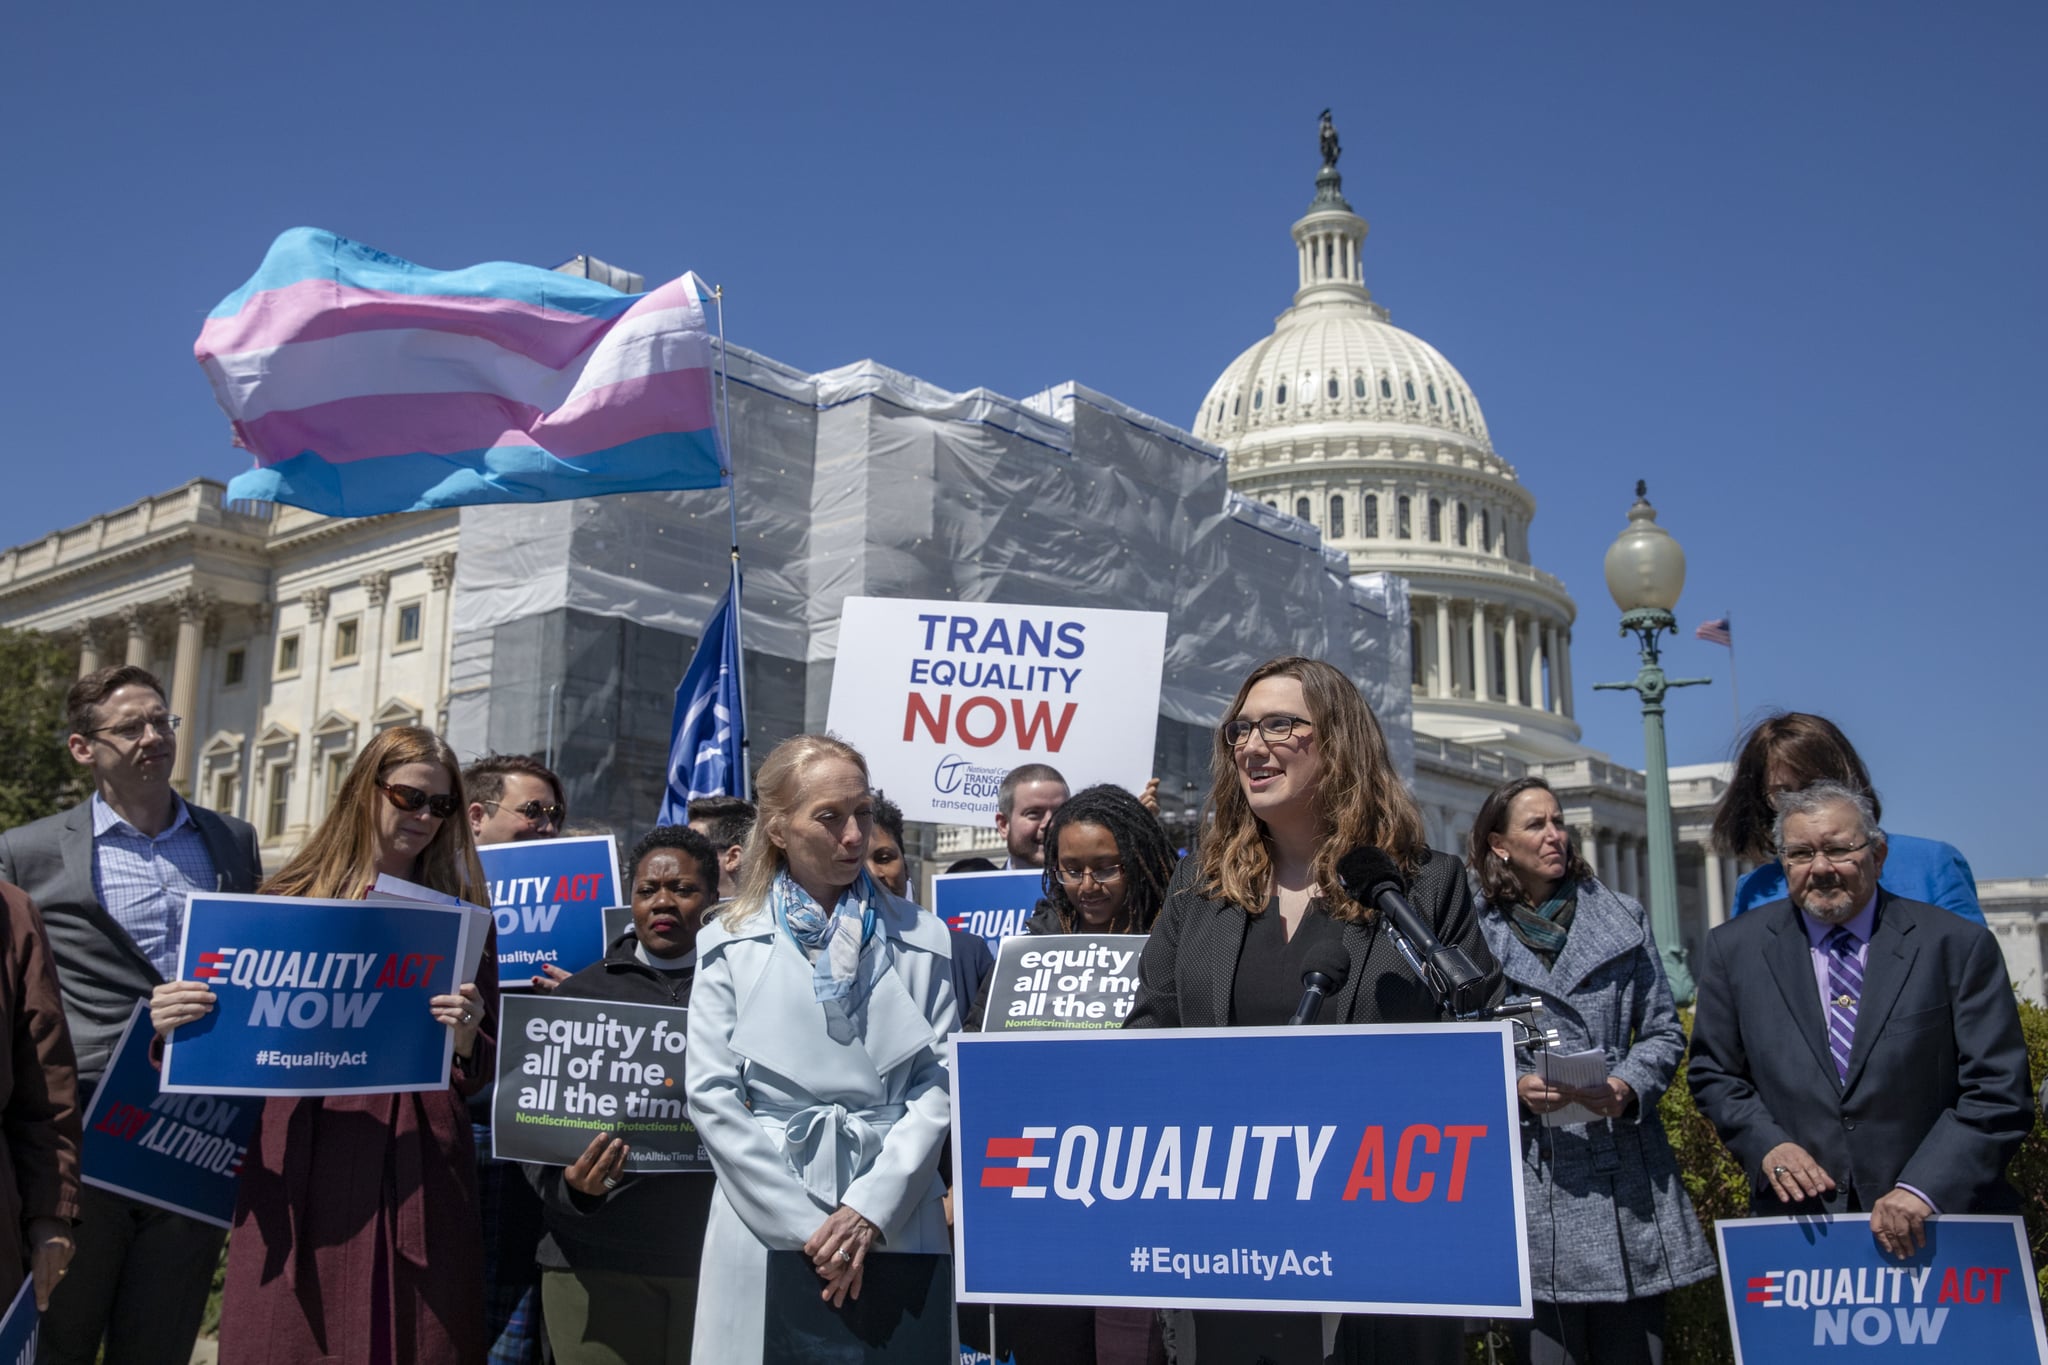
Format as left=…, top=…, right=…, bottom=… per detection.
left=771, top=869, right=880, bottom=1005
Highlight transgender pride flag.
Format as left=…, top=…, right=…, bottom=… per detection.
left=197, top=227, right=727, bottom=516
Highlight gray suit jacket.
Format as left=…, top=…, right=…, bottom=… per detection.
left=1126, top=846, right=1503, bottom=1028
left=0, top=798, right=262, bottom=1087
left=1688, top=890, right=2033, bottom=1215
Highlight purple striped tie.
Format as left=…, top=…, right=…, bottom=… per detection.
left=1825, top=926, right=1862, bottom=1082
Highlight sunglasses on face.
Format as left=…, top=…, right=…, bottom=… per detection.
left=377, top=781, right=460, bottom=820
left=485, top=799, right=566, bottom=825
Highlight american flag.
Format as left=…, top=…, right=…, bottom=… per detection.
left=1695, top=616, right=1733, bottom=647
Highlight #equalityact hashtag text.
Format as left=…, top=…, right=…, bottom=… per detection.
left=1131, top=1246, right=1336, bottom=1280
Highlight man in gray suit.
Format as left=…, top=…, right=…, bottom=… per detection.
left=0, top=664, right=262, bottom=1365
left=1689, top=781, right=2032, bottom=1261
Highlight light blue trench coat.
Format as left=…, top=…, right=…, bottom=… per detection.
left=685, top=888, right=956, bottom=1362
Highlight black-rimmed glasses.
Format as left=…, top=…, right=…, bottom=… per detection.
left=87, top=713, right=182, bottom=743
left=1222, top=713, right=1313, bottom=748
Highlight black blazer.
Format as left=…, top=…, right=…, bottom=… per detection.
left=0, top=798, right=262, bottom=1085
left=1125, top=847, right=1503, bottom=1028
left=1687, top=891, right=2033, bottom=1215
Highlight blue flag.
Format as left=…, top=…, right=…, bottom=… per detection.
left=660, top=579, right=745, bottom=822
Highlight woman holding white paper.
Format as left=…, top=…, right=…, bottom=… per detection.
left=148, top=725, right=495, bottom=1365
left=683, top=734, right=955, bottom=1364
left=1467, top=776, right=1715, bottom=1365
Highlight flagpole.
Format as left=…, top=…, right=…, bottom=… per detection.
left=1725, top=610, right=1741, bottom=738
left=713, top=285, right=752, bottom=801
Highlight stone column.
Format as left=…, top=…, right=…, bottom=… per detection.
left=426, top=552, right=457, bottom=731
left=121, top=605, right=150, bottom=667
left=1524, top=618, right=1542, bottom=711
left=1431, top=596, right=1452, bottom=700
left=168, top=590, right=213, bottom=793
left=1542, top=624, right=1561, bottom=713
left=1468, top=602, right=1488, bottom=700
left=240, top=603, right=274, bottom=823
left=362, top=571, right=392, bottom=727
left=1503, top=610, right=1523, bottom=706
left=1593, top=831, right=1613, bottom=886
left=1558, top=630, right=1576, bottom=718
left=292, top=589, right=330, bottom=837
left=72, top=623, right=103, bottom=679
left=1703, top=845, right=1727, bottom=929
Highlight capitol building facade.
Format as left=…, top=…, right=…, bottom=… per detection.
left=1, top=132, right=2040, bottom=994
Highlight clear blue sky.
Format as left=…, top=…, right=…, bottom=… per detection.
left=7, top=1, right=2042, bottom=876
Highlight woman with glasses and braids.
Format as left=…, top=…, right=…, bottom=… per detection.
left=1126, top=656, right=1502, bottom=1365
left=148, top=726, right=495, bottom=1365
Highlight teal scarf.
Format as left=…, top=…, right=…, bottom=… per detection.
left=1507, top=884, right=1576, bottom=966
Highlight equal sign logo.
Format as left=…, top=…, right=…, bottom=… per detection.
left=980, top=1126, right=1056, bottom=1198
left=1748, top=1270, right=1784, bottom=1306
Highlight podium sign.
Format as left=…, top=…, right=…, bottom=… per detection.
left=951, top=1025, right=1529, bottom=1316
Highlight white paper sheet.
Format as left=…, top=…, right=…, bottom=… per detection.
left=1537, top=1047, right=1611, bottom=1127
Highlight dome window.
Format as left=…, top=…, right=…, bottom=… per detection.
left=1363, top=493, right=1379, bottom=538
left=1380, top=377, right=1393, bottom=400
left=1428, top=498, right=1442, bottom=542
left=1253, top=387, right=1264, bottom=411
left=1330, top=494, right=1346, bottom=537
left=1327, top=375, right=1340, bottom=400
left=1353, top=373, right=1366, bottom=398
left=1295, top=496, right=1312, bottom=522
left=1455, top=503, right=1469, bottom=546
left=1480, top=509, right=1492, bottom=551
left=1233, top=395, right=1242, bottom=415
left=1276, top=382, right=1288, bottom=405
left=1404, top=379, right=1417, bottom=403
left=1397, top=495, right=1412, bottom=539
left=1427, top=383, right=1438, bottom=407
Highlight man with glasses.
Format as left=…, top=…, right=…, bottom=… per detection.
left=462, top=752, right=567, bottom=1365
left=0, top=664, right=262, bottom=1365
left=1689, top=781, right=2033, bottom=1261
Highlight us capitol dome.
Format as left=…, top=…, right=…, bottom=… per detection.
left=1196, top=115, right=1583, bottom=764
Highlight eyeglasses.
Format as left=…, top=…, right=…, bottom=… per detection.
left=1222, top=713, right=1313, bottom=748
left=86, top=713, right=181, bottom=743
left=1780, top=839, right=1871, bottom=868
left=485, top=799, right=565, bottom=826
left=1056, top=864, right=1124, bottom=887
left=378, top=781, right=461, bottom=820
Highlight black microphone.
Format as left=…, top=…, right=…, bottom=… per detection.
left=1336, top=847, right=1491, bottom=1017
left=1287, top=942, right=1351, bottom=1026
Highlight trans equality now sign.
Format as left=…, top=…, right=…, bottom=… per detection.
left=162, top=893, right=473, bottom=1097
left=951, top=1025, right=1531, bottom=1316
left=824, top=597, right=1167, bottom=826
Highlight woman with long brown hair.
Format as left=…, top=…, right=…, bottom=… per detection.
left=1126, top=655, right=1501, bottom=1364
left=150, top=726, right=495, bottom=1364
left=1713, top=711, right=1981, bottom=924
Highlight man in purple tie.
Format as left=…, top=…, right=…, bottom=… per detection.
left=1688, top=782, right=2033, bottom=1260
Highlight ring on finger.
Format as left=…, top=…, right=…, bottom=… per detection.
left=836, top=1249, right=853, bottom=1265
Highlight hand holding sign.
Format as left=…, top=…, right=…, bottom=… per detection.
left=563, top=1131, right=630, bottom=1197
left=430, top=982, right=488, bottom=1058
left=150, top=980, right=218, bottom=1038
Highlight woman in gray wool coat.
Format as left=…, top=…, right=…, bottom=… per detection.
left=1468, top=777, right=1717, bottom=1365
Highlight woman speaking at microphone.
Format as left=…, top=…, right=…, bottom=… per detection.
left=148, top=726, right=495, bottom=1364
left=1126, top=656, right=1502, bottom=1365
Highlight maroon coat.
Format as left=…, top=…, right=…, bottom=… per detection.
left=0, top=883, right=80, bottom=1306
left=219, top=928, right=498, bottom=1365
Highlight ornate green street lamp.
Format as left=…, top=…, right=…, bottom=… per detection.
left=1594, top=482, right=1709, bottom=1002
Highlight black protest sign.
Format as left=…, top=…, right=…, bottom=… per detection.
left=980, top=933, right=1145, bottom=1030
left=492, top=994, right=708, bottom=1171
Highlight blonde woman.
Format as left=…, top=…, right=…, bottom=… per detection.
left=684, top=734, right=955, bottom=1363
left=1127, top=656, right=1502, bottom=1365
left=150, top=726, right=494, bottom=1364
